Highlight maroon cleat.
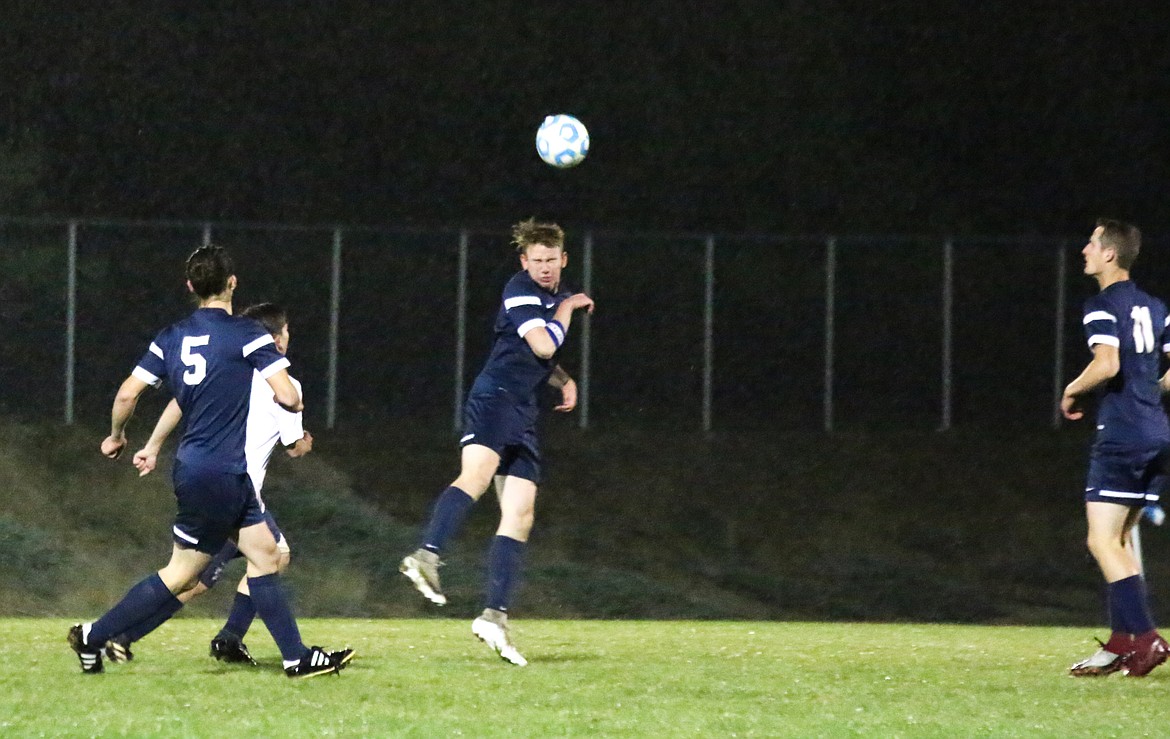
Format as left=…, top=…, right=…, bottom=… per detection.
left=1122, top=633, right=1168, bottom=677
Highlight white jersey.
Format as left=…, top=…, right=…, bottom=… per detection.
left=244, top=371, right=304, bottom=508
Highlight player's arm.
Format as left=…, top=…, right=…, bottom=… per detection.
left=548, top=364, right=577, bottom=412
left=102, top=374, right=152, bottom=459
left=264, top=369, right=303, bottom=412
left=522, top=293, right=595, bottom=359
left=132, top=398, right=183, bottom=477
left=1061, top=343, right=1120, bottom=420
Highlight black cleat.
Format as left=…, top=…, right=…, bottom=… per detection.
left=328, top=647, right=356, bottom=670
left=210, top=637, right=257, bottom=666
left=104, top=634, right=134, bottom=664
left=67, top=623, right=104, bottom=674
left=284, top=646, right=342, bottom=679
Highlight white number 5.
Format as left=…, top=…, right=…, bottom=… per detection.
left=1132, top=306, right=1156, bottom=354
left=181, top=335, right=211, bottom=385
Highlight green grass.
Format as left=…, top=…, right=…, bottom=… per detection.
left=6, top=618, right=1167, bottom=737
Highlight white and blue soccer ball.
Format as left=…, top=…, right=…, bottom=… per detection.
left=535, top=114, right=589, bottom=168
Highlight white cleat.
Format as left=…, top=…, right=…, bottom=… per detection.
left=472, top=609, right=528, bottom=667
left=399, top=549, right=447, bottom=606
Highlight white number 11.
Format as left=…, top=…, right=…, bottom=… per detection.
left=1132, top=306, right=1155, bottom=354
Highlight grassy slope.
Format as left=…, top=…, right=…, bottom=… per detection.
left=9, top=618, right=1170, bottom=737
left=2, top=417, right=1166, bottom=624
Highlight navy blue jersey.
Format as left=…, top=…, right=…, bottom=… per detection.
left=1081, top=280, right=1170, bottom=450
left=132, top=307, right=290, bottom=473
left=470, top=271, right=571, bottom=404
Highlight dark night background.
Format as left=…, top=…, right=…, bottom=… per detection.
left=3, top=2, right=1169, bottom=234
left=8, top=3, right=1170, bottom=630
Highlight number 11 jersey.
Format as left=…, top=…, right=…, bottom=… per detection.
left=1082, top=280, right=1170, bottom=451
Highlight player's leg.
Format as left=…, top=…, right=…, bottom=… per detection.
left=1120, top=454, right=1170, bottom=676
left=69, top=544, right=210, bottom=673
left=231, top=472, right=347, bottom=678
left=472, top=473, right=536, bottom=667
left=212, top=517, right=289, bottom=665
left=401, top=443, right=501, bottom=605
left=103, top=544, right=226, bottom=663
left=208, top=572, right=260, bottom=665
left=1077, top=501, right=1164, bottom=676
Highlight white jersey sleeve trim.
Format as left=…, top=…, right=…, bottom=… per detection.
left=258, top=356, right=291, bottom=379
left=505, top=296, right=542, bottom=310
left=517, top=318, right=547, bottom=338
left=149, top=342, right=164, bottom=359
left=1083, top=310, right=1116, bottom=324
left=131, top=366, right=162, bottom=387
left=242, top=334, right=276, bottom=357
left=1088, top=334, right=1120, bottom=347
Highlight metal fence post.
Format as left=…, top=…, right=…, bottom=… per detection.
left=65, top=221, right=78, bottom=425
left=454, top=229, right=469, bottom=432
left=823, top=236, right=837, bottom=433
left=579, top=231, right=593, bottom=430
left=326, top=227, right=341, bottom=429
left=940, top=238, right=954, bottom=431
left=703, top=235, right=715, bottom=433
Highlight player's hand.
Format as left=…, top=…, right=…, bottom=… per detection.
left=286, top=431, right=313, bottom=458
left=555, top=378, right=578, bottom=412
left=132, top=447, right=159, bottom=477
left=101, top=435, right=127, bottom=459
left=1061, top=393, right=1083, bottom=421
left=563, top=293, right=595, bottom=314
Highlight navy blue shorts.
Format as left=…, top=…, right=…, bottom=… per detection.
left=1085, top=445, right=1170, bottom=506
left=171, top=459, right=266, bottom=555
left=460, top=389, right=542, bottom=484
left=198, top=511, right=287, bottom=589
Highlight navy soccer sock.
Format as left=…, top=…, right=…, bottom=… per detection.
left=1107, top=581, right=1129, bottom=635
left=89, top=573, right=180, bottom=646
left=485, top=535, right=526, bottom=612
left=120, top=588, right=185, bottom=643
left=422, top=486, right=476, bottom=553
left=1111, top=575, right=1155, bottom=635
left=247, top=574, right=306, bottom=662
left=217, top=592, right=257, bottom=641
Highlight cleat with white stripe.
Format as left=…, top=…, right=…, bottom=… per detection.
left=68, top=623, right=104, bottom=674
left=400, top=549, right=447, bottom=605
left=284, top=646, right=342, bottom=679
left=472, top=609, right=528, bottom=667
left=104, top=634, right=134, bottom=664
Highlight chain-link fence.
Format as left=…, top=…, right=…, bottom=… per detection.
left=4, top=217, right=1163, bottom=434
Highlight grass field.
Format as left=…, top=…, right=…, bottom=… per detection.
left=5, top=618, right=1166, bottom=737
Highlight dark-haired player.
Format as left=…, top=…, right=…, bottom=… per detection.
left=68, top=246, right=351, bottom=679
left=105, top=303, right=321, bottom=668
left=399, top=218, right=594, bottom=666
left=1065, top=219, right=1170, bottom=678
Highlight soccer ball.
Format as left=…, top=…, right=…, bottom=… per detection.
left=535, top=114, right=589, bottom=168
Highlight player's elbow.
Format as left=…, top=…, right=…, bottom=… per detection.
left=524, top=332, right=557, bottom=359
left=275, top=391, right=303, bottom=412
left=114, top=386, right=143, bottom=407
